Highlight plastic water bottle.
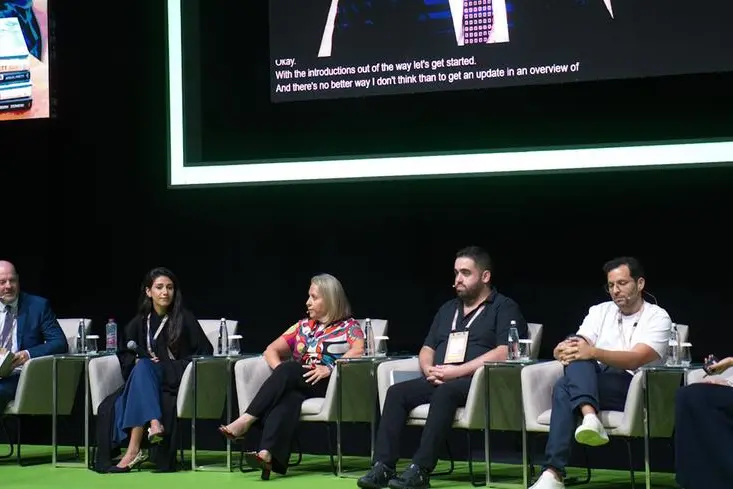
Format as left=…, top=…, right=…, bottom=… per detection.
left=217, top=318, right=229, bottom=356
left=364, top=318, right=375, bottom=357
left=105, top=318, right=118, bottom=352
left=507, top=321, right=519, bottom=360
left=666, top=323, right=681, bottom=366
left=77, top=319, right=86, bottom=354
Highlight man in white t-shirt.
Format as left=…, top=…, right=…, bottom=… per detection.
left=529, top=257, right=671, bottom=489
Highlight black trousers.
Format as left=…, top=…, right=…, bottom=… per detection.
left=373, top=376, right=472, bottom=471
left=675, top=382, right=733, bottom=489
left=543, top=360, right=632, bottom=476
left=245, top=360, right=328, bottom=474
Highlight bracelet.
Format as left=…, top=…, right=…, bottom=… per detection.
left=726, top=379, right=733, bottom=388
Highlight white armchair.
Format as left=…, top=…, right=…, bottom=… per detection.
left=375, top=322, right=544, bottom=486
left=521, top=324, right=690, bottom=488
left=87, top=319, right=236, bottom=469
left=0, top=318, right=89, bottom=464
left=1, top=356, right=84, bottom=464
left=198, top=320, right=238, bottom=354
left=57, top=318, right=92, bottom=354
left=233, top=356, right=341, bottom=474
left=357, top=319, right=388, bottom=352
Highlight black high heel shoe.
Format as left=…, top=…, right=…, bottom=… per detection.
left=244, top=451, right=272, bottom=480
left=107, top=450, right=148, bottom=473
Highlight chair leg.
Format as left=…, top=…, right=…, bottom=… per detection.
left=563, top=445, right=592, bottom=486
left=625, top=439, right=636, bottom=489
left=325, top=423, right=337, bottom=476
left=0, top=416, right=14, bottom=459
left=289, top=433, right=303, bottom=467
left=465, top=431, right=484, bottom=487
left=431, top=440, right=455, bottom=476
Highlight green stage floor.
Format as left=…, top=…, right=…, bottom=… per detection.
left=1, top=446, right=679, bottom=489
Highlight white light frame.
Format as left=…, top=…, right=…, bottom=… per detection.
left=166, top=0, right=733, bottom=187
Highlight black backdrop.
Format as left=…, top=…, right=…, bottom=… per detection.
left=1, top=1, right=732, bottom=473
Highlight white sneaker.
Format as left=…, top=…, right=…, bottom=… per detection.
left=574, top=414, right=609, bottom=446
left=529, top=470, right=565, bottom=489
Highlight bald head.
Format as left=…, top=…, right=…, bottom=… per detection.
left=0, top=260, right=19, bottom=304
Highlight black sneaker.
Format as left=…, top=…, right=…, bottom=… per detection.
left=357, top=462, right=397, bottom=489
left=388, top=464, right=430, bottom=489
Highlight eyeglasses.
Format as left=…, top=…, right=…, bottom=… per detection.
left=604, top=280, right=636, bottom=293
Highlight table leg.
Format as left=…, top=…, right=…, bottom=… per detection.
left=336, top=361, right=343, bottom=476
left=484, top=365, right=491, bottom=486
left=191, top=359, right=198, bottom=470
left=52, top=357, right=58, bottom=467
left=84, top=357, right=90, bottom=468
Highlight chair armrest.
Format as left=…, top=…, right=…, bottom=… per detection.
left=89, top=355, right=125, bottom=415
left=686, top=368, right=707, bottom=385
left=234, top=356, right=272, bottom=416
left=376, top=357, right=420, bottom=412
left=521, top=361, right=563, bottom=431
left=460, top=365, right=487, bottom=429
left=10, top=356, right=84, bottom=416
left=620, top=368, right=686, bottom=438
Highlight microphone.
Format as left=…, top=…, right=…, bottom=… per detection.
left=127, top=340, right=151, bottom=358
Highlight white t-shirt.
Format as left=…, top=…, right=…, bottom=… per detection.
left=575, top=300, right=672, bottom=373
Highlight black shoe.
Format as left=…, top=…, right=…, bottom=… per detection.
left=388, top=464, right=430, bottom=489
left=357, top=462, right=396, bottom=489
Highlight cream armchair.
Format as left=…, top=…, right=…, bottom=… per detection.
left=1, top=356, right=84, bottom=465
left=88, top=319, right=236, bottom=469
left=57, top=318, right=92, bottom=354
left=521, top=324, right=689, bottom=488
left=375, top=323, right=544, bottom=486
left=0, top=318, right=89, bottom=464
left=233, top=356, right=340, bottom=474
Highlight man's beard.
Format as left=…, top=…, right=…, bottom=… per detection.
left=457, top=284, right=482, bottom=302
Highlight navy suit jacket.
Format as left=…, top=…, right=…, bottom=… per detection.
left=15, top=292, right=67, bottom=358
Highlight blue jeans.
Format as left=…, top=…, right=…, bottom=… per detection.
left=543, top=360, right=632, bottom=476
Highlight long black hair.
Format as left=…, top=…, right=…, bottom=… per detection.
left=137, top=267, right=184, bottom=346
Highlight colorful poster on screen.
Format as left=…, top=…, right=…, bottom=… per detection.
left=0, top=0, right=49, bottom=121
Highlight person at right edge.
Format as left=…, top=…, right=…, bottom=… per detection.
left=357, top=245, right=528, bottom=489
left=529, top=257, right=671, bottom=489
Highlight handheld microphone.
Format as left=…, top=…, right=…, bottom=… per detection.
left=127, top=340, right=151, bottom=359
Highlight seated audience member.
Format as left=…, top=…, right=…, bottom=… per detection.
left=95, top=267, right=213, bottom=473
left=357, top=246, right=528, bottom=489
left=529, top=257, right=672, bottom=489
left=674, top=354, right=733, bottom=489
left=0, top=260, right=67, bottom=412
left=219, top=273, right=364, bottom=480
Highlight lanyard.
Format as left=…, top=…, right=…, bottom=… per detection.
left=146, top=314, right=169, bottom=355
left=616, top=304, right=643, bottom=350
left=451, top=305, right=486, bottom=332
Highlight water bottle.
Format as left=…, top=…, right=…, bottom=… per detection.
left=364, top=318, right=375, bottom=357
left=507, top=321, right=519, bottom=360
left=217, top=318, right=229, bottom=356
left=105, top=318, right=118, bottom=352
left=76, top=319, right=86, bottom=354
left=667, top=323, right=681, bottom=366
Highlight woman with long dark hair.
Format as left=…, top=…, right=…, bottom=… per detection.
left=97, top=267, right=212, bottom=473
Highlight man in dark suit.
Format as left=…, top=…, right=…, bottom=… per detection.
left=0, top=260, right=67, bottom=413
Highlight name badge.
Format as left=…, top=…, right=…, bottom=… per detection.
left=444, top=331, right=469, bottom=364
